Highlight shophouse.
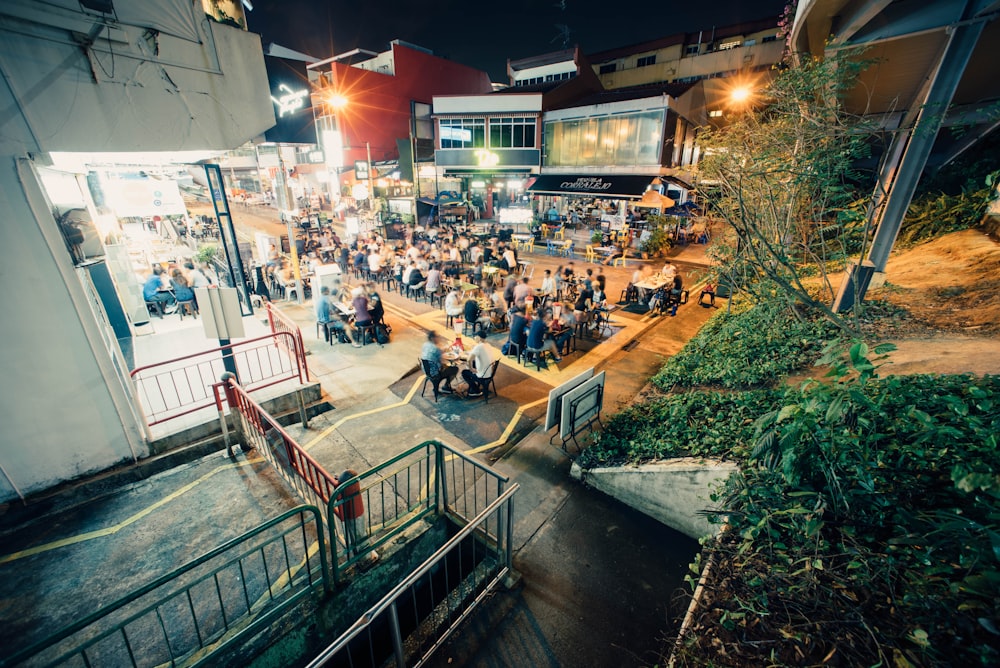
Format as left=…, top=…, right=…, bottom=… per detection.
left=307, top=40, right=493, bottom=219
left=589, top=17, right=783, bottom=90
left=0, top=0, right=273, bottom=500
left=527, top=83, right=707, bottom=221
left=430, top=47, right=606, bottom=219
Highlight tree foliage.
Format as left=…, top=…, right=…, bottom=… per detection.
left=698, top=52, right=878, bottom=335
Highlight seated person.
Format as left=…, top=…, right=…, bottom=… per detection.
left=463, top=297, right=491, bottom=336
left=552, top=308, right=576, bottom=354
left=366, top=282, right=385, bottom=326
left=314, top=285, right=334, bottom=342
left=461, top=332, right=495, bottom=397
left=170, top=271, right=195, bottom=304
left=507, top=307, right=529, bottom=353
left=699, top=281, right=717, bottom=306
left=525, top=310, right=562, bottom=363
left=444, top=287, right=463, bottom=319
left=143, top=266, right=175, bottom=310
left=420, top=331, right=458, bottom=395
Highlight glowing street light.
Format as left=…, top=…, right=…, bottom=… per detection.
left=730, top=86, right=752, bottom=104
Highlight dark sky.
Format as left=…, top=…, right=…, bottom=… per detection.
left=247, top=0, right=787, bottom=81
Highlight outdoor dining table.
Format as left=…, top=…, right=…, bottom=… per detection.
left=634, top=275, right=672, bottom=291
left=548, top=239, right=573, bottom=257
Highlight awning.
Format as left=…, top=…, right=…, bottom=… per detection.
left=526, top=174, right=656, bottom=199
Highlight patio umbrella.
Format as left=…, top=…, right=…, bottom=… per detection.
left=634, top=189, right=675, bottom=209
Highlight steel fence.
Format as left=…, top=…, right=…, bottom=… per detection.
left=130, top=332, right=307, bottom=428
left=1, top=506, right=330, bottom=668
left=306, top=485, right=518, bottom=668
left=265, top=302, right=309, bottom=381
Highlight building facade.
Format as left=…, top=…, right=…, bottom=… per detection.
left=589, top=17, right=783, bottom=90
left=0, top=0, right=273, bottom=501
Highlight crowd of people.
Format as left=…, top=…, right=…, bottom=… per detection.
left=141, top=259, right=215, bottom=315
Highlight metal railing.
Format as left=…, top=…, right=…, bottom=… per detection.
left=2, top=506, right=330, bottom=668
left=130, top=332, right=307, bottom=428
left=306, top=484, right=518, bottom=668
left=223, top=380, right=509, bottom=584
left=265, top=302, right=309, bottom=381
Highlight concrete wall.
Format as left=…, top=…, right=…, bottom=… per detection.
left=0, top=6, right=274, bottom=502
left=571, top=458, right=739, bottom=539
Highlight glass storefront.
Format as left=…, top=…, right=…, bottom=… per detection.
left=543, top=109, right=665, bottom=167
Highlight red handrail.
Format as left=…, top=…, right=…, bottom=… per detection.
left=266, top=302, right=310, bottom=382
left=130, top=332, right=307, bottom=428
left=223, top=378, right=337, bottom=503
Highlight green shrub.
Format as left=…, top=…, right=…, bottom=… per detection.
left=653, top=300, right=838, bottom=390
left=579, top=389, right=780, bottom=468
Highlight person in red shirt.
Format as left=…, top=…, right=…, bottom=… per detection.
left=332, top=469, right=379, bottom=565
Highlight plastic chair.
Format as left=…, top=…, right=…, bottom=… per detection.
left=177, top=300, right=198, bottom=320
left=356, top=321, right=377, bottom=346
left=585, top=245, right=597, bottom=263
left=419, top=358, right=441, bottom=402
left=478, top=359, right=500, bottom=403
left=553, top=225, right=565, bottom=240
left=612, top=248, right=629, bottom=268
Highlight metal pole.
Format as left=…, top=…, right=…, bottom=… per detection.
left=277, top=148, right=304, bottom=304
left=366, top=142, right=375, bottom=212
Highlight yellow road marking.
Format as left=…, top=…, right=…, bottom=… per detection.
left=0, top=457, right=265, bottom=565
left=300, top=376, right=424, bottom=451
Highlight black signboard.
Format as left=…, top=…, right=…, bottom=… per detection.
left=263, top=56, right=315, bottom=145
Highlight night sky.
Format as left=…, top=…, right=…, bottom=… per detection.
left=246, top=0, right=787, bottom=81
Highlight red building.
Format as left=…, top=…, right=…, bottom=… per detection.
left=309, top=41, right=493, bottom=170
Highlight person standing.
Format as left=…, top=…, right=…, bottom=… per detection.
left=332, top=469, right=379, bottom=565
left=461, top=332, right=495, bottom=397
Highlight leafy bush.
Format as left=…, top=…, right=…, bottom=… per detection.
left=897, top=186, right=991, bottom=246
left=579, top=389, right=780, bottom=469
left=674, top=342, right=1000, bottom=667
left=652, top=300, right=838, bottom=390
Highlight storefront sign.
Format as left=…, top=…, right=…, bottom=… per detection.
left=560, top=176, right=612, bottom=192
left=526, top=174, right=656, bottom=198
left=474, top=149, right=500, bottom=167
left=271, top=83, right=309, bottom=118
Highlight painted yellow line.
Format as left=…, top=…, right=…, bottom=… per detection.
left=463, top=396, right=549, bottom=455
left=300, top=376, right=424, bottom=451
left=0, top=457, right=265, bottom=565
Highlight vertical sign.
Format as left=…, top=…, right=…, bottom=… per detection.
left=204, top=164, right=252, bottom=316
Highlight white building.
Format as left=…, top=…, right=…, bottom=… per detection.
left=0, top=0, right=273, bottom=502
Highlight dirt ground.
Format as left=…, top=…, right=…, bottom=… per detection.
left=861, top=228, right=1000, bottom=376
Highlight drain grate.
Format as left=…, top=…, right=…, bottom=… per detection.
left=622, top=340, right=640, bottom=351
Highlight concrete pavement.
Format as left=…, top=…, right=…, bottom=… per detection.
left=0, top=216, right=721, bottom=666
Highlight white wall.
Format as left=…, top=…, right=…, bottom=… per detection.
left=0, top=4, right=274, bottom=502
left=572, top=458, right=738, bottom=539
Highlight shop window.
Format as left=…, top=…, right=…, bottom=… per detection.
left=489, top=117, right=536, bottom=148
left=440, top=118, right=485, bottom=149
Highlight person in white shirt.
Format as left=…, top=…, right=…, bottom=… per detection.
left=540, top=269, right=556, bottom=299
left=444, top=286, right=463, bottom=318
left=461, top=332, right=494, bottom=397
left=662, top=262, right=677, bottom=280
left=367, top=250, right=382, bottom=275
